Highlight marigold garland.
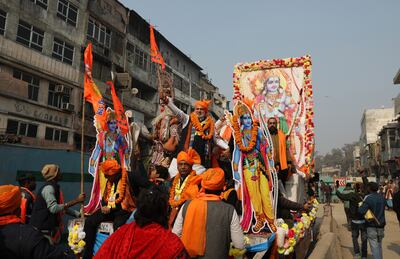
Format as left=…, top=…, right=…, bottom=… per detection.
left=231, top=114, right=258, bottom=152
left=190, top=113, right=214, bottom=140
left=103, top=169, right=127, bottom=204
left=169, top=171, right=196, bottom=208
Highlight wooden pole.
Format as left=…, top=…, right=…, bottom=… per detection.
left=80, top=96, right=85, bottom=218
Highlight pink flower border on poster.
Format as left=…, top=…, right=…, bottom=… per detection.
left=232, top=55, right=314, bottom=175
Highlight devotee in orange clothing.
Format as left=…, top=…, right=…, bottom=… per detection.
left=0, top=185, right=75, bottom=258
left=173, top=168, right=245, bottom=258
left=168, top=148, right=202, bottom=227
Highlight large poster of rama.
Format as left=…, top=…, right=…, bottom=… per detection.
left=233, top=55, right=314, bottom=176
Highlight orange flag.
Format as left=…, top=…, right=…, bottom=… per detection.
left=84, top=43, right=107, bottom=130
left=149, top=25, right=165, bottom=70
left=107, top=81, right=129, bottom=136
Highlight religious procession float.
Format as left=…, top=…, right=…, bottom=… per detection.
left=67, top=22, right=317, bottom=258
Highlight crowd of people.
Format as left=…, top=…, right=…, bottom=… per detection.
left=0, top=99, right=317, bottom=259
left=335, top=171, right=400, bottom=259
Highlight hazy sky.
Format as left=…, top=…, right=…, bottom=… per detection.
left=121, top=0, right=400, bottom=154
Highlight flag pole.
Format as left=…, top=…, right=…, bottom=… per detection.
left=80, top=96, right=85, bottom=218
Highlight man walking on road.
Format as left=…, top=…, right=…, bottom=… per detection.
left=336, top=183, right=367, bottom=259
left=340, top=182, right=354, bottom=230
left=358, top=182, right=386, bottom=259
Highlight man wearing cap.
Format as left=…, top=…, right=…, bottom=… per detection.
left=168, top=148, right=202, bottom=227
left=172, top=168, right=245, bottom=258
left=164, top=97, right=224, bottom=168
left=0, top=185, right=75, bottom=258
left=30, top=164, right=85, bottom=244
left=83, top=159, right=135, bottom=259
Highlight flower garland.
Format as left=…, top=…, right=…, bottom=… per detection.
left=232, top=55, right=314, bottom=175
left=190, top=113, right=214, bottom=140
left=169, top=171, right=196, bottom=208
left=231, top=114, right=258, bottom=152
left=68, top=223, right=86, bottom=254
left=103, top=169, right=127, bottom=204
left=276, top=198, right=319, bottom=255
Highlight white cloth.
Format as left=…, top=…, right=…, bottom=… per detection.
left=168, top=158, right=206, bottom=178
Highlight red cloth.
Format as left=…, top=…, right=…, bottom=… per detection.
left=0, top=215, right=21, bottom=226
left=95, top=222, right=187, bottom=259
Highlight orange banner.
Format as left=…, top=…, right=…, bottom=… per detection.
left=150, top=25, right=165, bottom=70
left=107, top=81, right=129, bottom=135
left=84, top=43, right=106, bottom=130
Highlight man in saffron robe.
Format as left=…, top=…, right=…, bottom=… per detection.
left=83, top=160, right=135, bottom=259
left=268, top=117, right=292, bottom=183
left=172, top=168, right=245, bottom=258
left=168, top=148, right=202, bottom=227
left=164, top=97, right=226, bottom=168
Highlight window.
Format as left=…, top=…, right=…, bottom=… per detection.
left=127, top=42, right=148, bottom=71
left=52, top=38, right=74, bottom=65
left=45, top=127, right=68, bottom=142
left=30, top=0, right=48, bottom=9
left=87, top=18, right=111, bottom=48
left=6, top=119, right=37, bottom=137
left=57, top=0, right=78, bottom=27
left=16, top=20, right=44, bottom=52
left=173, top=74, right=183, bottom=91
left=48, top=83, right=71, bottom=108
left=191, top=85, right=201, bottom=99
left=13, top=69, right=40, bottom=101
left=0, top=9, right=6, bottom=35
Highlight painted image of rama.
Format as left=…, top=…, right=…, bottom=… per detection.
left=252, top=70, right=295, bottom=135
left=229, top=100, right=277, bottom=233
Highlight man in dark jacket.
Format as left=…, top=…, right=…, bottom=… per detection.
left=0, top=185, right=75, bottom=259
left=336, top=183, right=367, bottom=259
left=358, top=181, right=386, bottom=259
left=30, top=164, right=85, bottom=244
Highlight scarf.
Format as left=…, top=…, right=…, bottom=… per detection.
left=94, top=222, right=186, bottom=259
left=0, top=215, right=22, bottom=226
left=181, top=193, right=221, bottom=257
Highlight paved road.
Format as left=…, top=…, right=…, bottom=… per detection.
left=331, top=203, right=400, bottom=258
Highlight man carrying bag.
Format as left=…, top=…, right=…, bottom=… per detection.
left=358, top=182, right=386, bottom=259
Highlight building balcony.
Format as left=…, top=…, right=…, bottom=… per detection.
left=123, top=95, right=156, bottom=117
left=0, top=36, right=80, bottom=85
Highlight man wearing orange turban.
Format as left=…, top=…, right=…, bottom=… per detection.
left=83, top=160, right=134, bottom=259
left=0, top=185, right=75, bottom=257
left=168, top=148, right=202, bottom=228
left=172, top=168, right=245, bottom=258
left=164, top=97, right=225, bottom=168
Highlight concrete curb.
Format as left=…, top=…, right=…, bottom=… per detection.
left=308, top=205, right=343, bottom=259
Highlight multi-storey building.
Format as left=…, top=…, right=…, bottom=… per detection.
left=0, top=0, right=227, bottom=151
left=359, top=108, right=394, bottom=177
left=0, top=0, right=227, bottom=193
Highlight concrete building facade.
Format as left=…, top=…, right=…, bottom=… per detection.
left=359, top=108, right=394, bottom=176
left=0, top=0, right=227, bottom=154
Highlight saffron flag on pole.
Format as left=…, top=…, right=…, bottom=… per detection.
left=107, top=81, right=129, bottom=136
left=149, top=25, right=165, bottom=70
left=84, top=43, right=107, bottom=130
